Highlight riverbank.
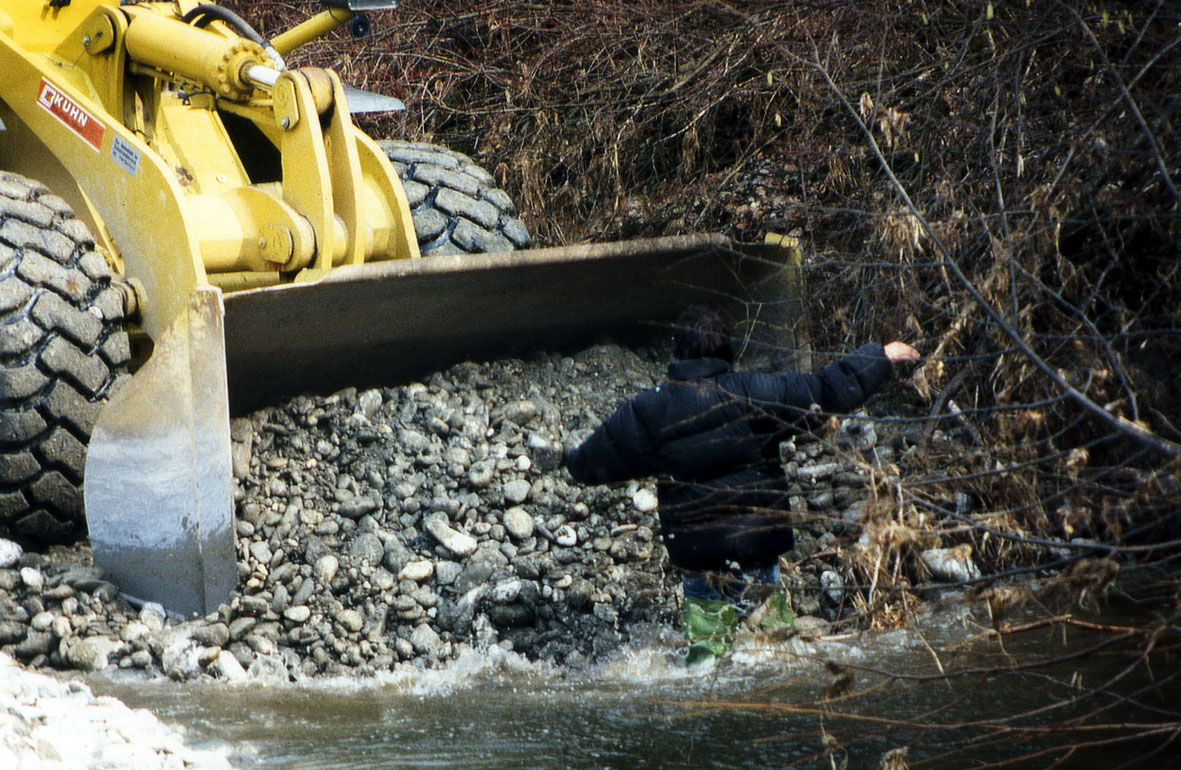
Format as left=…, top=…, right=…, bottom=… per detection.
left=0, top=650, right=232, bottom=768
left=0, top=341, right=956, bottom=682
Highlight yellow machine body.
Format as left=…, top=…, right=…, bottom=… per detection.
left=0, top=1, right=796, bottom=616
left=0, top=0, right=417, bottom=338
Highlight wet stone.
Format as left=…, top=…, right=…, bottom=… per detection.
left=239, top=596, right=268, bottom=617
left=0, top=620, right=27, bottom=644
left=65, top=635, right=120, bottom=671
left=13, top=630, right=52, bottom=659
left=229, top=616, right=258, bottom=641
left=139, top=605, right=166, bottom=631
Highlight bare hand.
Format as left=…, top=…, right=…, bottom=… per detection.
left=884, top=341, right=920, bottom=363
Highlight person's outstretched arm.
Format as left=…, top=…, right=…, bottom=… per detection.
left=565, top=392, right=660, bottom=484
left=737, top=340, right=918, bottom=418
left=804, top=340, right=918, bottom=413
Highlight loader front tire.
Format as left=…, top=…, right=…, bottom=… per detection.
left=379, top=141, right=532, bottom=256
left=0, top=173, right=129, bottom=544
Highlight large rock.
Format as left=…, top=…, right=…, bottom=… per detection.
left=210, top=649, right=248, bottom=681
left=161, top=637, right=202, bottom=681
left=191, top=622, right=231, bottom=649
left=921, top=545, right=982, bottom=583
left=65, top=635, right=122, bottom=672
left=409, top=623, right=443, bottom=657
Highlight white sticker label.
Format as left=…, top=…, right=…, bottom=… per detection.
left=110, top=135, right=140, bottom=177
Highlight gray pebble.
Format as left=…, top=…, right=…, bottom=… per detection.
left=291, top=578, right=317, bottom=607
left=554, top=525, right=578, bottom=547
left=192, top=622, right=231, bottom=649
left=284, top=605, right=311, bottom=623
left=19, top=567, right=43, bottom=593
left=503, top=507, right=535, bottom=541
left=0, top=538, right=22, bottom=569
left=314, top=554, right=340, bottom=584
left=434, top=561, right=461, bottom=586
left=336, top=609, right=364, bottom=633
left=347, top=532, right=385, bottom=566
left=240, top=596, right=268, bottom=616
left=229, top=616, right=258, bottom=641
left=249, top=541, right=273, bottom=566
left=503, top=479, right=531, bottom=504
left=424, top=517, right=477, bottom=558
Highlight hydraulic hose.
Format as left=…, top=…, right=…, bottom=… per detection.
left=181, top=4, right=286, bottom=70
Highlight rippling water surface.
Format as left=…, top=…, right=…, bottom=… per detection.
left=87, top=605, right=1178, bottom=769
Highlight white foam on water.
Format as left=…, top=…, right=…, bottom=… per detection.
left=370, top=643, right=561, bottom=696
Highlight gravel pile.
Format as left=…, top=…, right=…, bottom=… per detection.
left=0, top=342, right=925, bottom=681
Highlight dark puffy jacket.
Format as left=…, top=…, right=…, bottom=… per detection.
left=565, top=343, right=893, bottom=571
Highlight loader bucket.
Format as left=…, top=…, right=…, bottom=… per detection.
left=84, top=235, right=796, bottom=616
left=223, top=234, right=797, bottom=410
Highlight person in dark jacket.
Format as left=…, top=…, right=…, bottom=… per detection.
left=564, top=306, right=919, bottom=663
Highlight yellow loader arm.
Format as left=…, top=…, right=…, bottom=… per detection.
left=0, top=1, right=797, bottom=617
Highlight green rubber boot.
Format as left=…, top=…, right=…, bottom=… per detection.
left=745, top=589, right=794, bottom=634
left=683, top=596, right=740, bottom=666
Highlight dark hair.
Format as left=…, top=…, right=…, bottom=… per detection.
left=673, top=306, right=734, bottom=362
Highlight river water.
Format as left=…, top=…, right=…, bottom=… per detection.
left=86, top=603, right=1179, bottom=768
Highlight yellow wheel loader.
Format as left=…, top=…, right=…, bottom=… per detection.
left=0, top=0, right=796, bottom=616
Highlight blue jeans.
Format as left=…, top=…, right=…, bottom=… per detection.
left=682, top=563, right=780, bottom=619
